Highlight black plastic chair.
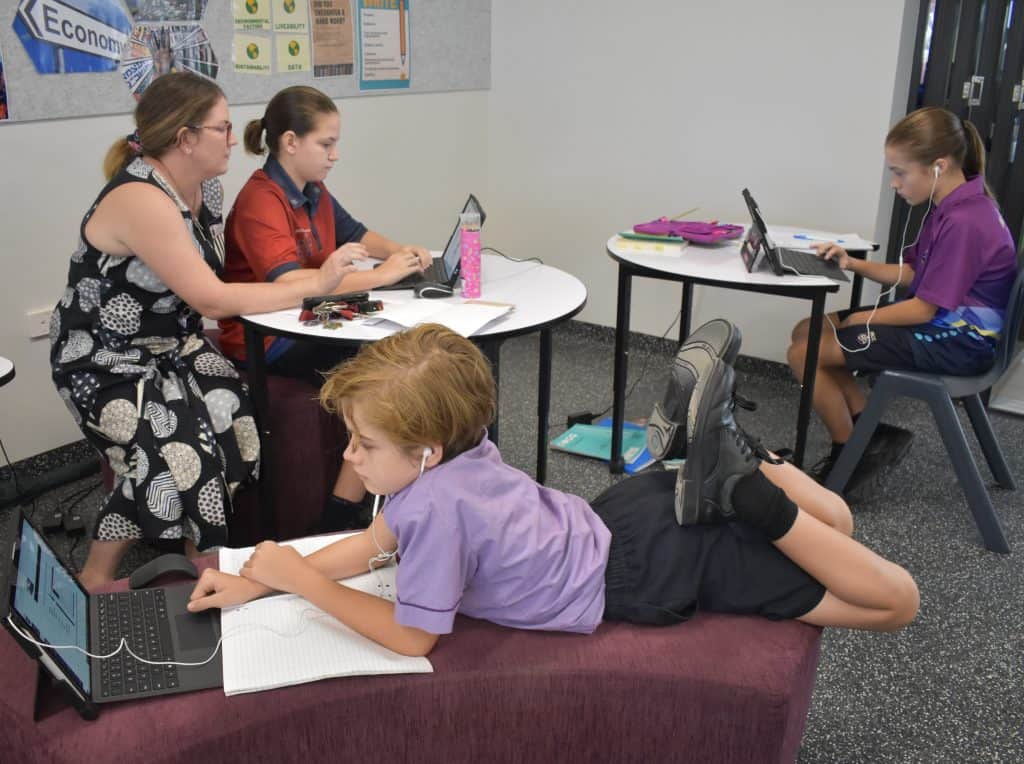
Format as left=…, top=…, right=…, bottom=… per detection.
left=825, top=264, right=1024, bottom=553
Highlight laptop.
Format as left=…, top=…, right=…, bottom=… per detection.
left=1, top=508, right=221, bottom=720
left=740, top=189, right=849, bottom=282
left=374, top=194, right=486, bottom=290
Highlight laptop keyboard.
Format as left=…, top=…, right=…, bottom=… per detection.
left=96, top=590, right=179, bottom=698
left=776, top=248, right=849, bottom=281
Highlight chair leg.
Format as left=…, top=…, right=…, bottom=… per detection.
left=927, top=393, right=1010, bottom=553
left=824, top=385, right=891, bottom=495
left=962, top=394, right=1017, bottom=490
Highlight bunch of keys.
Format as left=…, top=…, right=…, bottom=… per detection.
left=300, top=297, right=383, bottom=329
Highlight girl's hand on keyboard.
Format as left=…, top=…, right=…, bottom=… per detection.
left=813, top=242, right=851, bottom=270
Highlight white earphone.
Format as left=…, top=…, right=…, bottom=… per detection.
left=419, top=446, right=432, bottom=476
left=933, top=164, right=941, bottom=178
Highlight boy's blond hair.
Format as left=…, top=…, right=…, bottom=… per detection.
left=320, top=324, right=497, bottom=460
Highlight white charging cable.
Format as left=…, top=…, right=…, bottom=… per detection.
left=6, top=607, right=334, bottom=669
left=825, top=169, right=939, bottom=354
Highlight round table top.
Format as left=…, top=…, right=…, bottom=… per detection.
left=241, top=254, right=588, bottom=345
left=607, top=225, right=852, bottom=291
left=0, top=356, right=14, bottom=387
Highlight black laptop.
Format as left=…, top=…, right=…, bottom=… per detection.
left=1, top=508, right=221, bottom=720
left=740, top=189, right=848, bottom=282
left=374, top=194, right=486, bottom=290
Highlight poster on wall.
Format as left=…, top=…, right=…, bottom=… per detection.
left=233, top=33, right=272, bottom=75
left=358, top=0, right=409, bottom=90
left=276, top=35, right=310, bottom=73
left=124, top=0, right=209, bottom=22
left=233, top=0, right=271, bottom=31
left=273, top=0, right=309, bottom=34
left=119, top=23, right=218, bottom=97
left=0, top=43, right=9, bottom=120
left=13, top=0, right=132, bottom=74
left=311, top=0, right=354, bottom=78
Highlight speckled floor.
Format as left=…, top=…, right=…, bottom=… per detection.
left=2, top=320, right=1022, bottom=761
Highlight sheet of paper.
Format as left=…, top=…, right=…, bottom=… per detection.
left=768, top=229, right=876, bottom=252
left=218, top=534, right=432, bottom=696
left=364, top=300, right=513, bottom=337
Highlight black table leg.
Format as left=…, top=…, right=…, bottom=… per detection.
left=536, top=329, right=552, bottom=485
left=481, top=340, right=501, bottom=444
left=794, top=291, right=826, bottom=468
left=244, top=325, right=276, bottom=540
left=850, top=273, right=864, bottom=310
left=610, top=266, right=633, bottom=474
left=678, top=280, right=694, bottom=346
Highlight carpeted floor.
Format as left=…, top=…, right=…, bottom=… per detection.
left=2, top=320, right=1021, bottom=761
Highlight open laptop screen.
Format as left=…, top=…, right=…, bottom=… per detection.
left=11, top=517, right=91, bottom=693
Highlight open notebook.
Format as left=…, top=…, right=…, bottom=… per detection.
left=218, top=533, right=432, bottom=696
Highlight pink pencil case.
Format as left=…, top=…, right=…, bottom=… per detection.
left=633, top=219, right=744, bottom=245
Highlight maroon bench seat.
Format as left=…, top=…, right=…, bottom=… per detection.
left=0, top=557, right=822, bottom=763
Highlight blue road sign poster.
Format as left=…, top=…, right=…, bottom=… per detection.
left=14, top=0, right=132, bottom=74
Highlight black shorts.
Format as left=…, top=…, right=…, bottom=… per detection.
left=835, top=306, right=996, bottom=376
left=591, top=471, right=825, bottom=626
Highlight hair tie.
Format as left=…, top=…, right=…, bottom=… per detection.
left=126, top=130, right=142, bottom=155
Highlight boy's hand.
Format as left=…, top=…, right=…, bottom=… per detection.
left=187, top=569, right=270, bottom=612
left=813, top=242, right=851, bottom=270
left=240, top=541, right=317, bottom=594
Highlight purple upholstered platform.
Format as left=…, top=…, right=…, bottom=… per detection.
left=0, top=558, right=822, bottom=763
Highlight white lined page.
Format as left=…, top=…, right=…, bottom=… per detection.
left=218, top=535, right=432, bottom=696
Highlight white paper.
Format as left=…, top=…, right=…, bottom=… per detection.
left=218, top=534, right=432, bottom=696
left=768, top=229, right=876, bottom=252
left=365, top=300, right=513, bottom=337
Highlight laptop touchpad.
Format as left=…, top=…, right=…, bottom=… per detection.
left=175, top=611, right=218, bottom=652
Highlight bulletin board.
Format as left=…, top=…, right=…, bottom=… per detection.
left=0, top=0, right=490, bottom=124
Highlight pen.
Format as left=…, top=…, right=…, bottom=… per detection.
left=794, top=234, right=845, bottom=244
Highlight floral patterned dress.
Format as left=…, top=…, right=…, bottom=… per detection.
left=50, top=158, right=260, bottom=549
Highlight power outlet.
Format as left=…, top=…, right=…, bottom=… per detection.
left=25, top=308, right=52, bottom=339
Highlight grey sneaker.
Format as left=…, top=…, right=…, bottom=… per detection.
left=674, top=359, right=771, bottom=526
left=646, top=319, right=743, bottom=461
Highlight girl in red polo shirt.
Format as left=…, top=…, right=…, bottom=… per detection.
left=220, top=86, right=433, bottom=532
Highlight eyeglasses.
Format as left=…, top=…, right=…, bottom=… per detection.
left=188, top=122, right=233, bottom=142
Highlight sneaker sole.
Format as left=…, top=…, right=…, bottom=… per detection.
left=648, top=320, right=741, bottom=461
left=675, top=357, right=728, bottom=525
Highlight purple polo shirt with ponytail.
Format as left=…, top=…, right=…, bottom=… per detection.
left=384, top=436, right=611, bottom=635
left=904, top=175, right=1017, bottom=339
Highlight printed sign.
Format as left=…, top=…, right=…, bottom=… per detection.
left=14, top=0, right=131, bottom=73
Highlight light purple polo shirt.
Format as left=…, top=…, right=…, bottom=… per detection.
left=384, top=437, right=611, bottom=635
left=905, top=175, right=1017, bottom=338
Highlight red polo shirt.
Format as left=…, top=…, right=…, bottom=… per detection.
left=218, top=157, right=367, bottom=361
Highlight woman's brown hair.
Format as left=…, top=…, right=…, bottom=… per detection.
left=243, top=85, right=338, bottom=157
left=102, top=72, right=224, bottom=180
left=320, top=324, right=496, bottom=461
left=886, top=106, right=993, bottom=198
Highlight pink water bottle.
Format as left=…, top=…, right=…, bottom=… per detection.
left=459, top=212, right=481, bottom=298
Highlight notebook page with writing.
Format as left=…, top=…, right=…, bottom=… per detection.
left=218, top=535, right=432, bottom=696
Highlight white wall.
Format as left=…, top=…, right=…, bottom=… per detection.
left=484, top=1, right=917, bottom=356
left=2, top=1, right=919, bottom=461
left=0, top=91, right=489, bottom=461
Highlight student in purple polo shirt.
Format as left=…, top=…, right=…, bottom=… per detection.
left=187, top=324, right=918, bottom=656
left=787, top=107, right=1018, bottom=493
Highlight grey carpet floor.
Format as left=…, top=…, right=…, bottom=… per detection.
left=2, top=320, right=1022, bottom=761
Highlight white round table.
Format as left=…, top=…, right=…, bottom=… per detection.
left=0, top=357, right=13, bottom=387
left=240, top=255, right=588, bottom=528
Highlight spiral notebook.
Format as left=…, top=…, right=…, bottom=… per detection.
left=217, top=534, right=432, bottom=696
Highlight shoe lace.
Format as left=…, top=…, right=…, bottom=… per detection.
left=734, top=424, right=784, bottom=465
left=732, top=390, right=758, bottom=412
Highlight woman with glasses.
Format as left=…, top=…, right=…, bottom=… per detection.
left=218, top=85, right=433, bottom=533
left=49, top=72, right=361, bottom=588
